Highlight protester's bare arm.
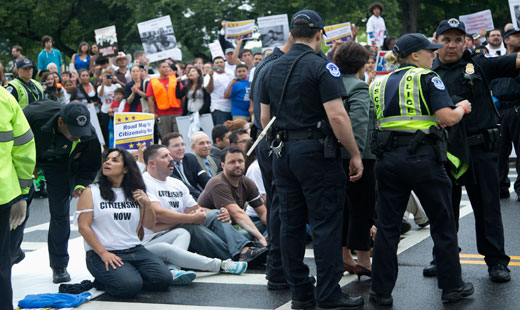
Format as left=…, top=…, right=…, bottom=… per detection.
left=224, top=203, right=267, bottom=246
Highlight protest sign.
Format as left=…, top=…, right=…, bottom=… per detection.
left=258, top=14, right=289, bottom=48
left=86, top=103, right=105, bottom=146
left=225, top=20, right=255, bottom=40
left=459, top=10, right=494, bottom=34
left=113, top=112, right=154, bottom=150
left=375, top=50, right=398, bottom=75
left=94, top=26, right=118, bottom=57
left=324, top=22, right=353, bottom=46
left=209, top=41, right=224, bottom=60
left=509, top=0, right=520, bottom=28
left=177, top=113, right=214, bottom=154
left=138, top=16, right=182, bottom=62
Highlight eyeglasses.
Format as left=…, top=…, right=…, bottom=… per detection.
left=238, top=139, right=252, bottom=144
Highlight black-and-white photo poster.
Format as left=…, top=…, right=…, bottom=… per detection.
left=509, top=0, right=520, bottom=28
left=258, top=14, right=289, bottom=48
left=94, top=25, right=118, bottom=57
left=137, top=15, right=182, bottom=62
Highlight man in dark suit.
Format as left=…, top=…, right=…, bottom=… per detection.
left=163, top=132, right=211, bottom=199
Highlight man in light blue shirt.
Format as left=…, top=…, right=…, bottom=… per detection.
left=37, top=35, right=63, bottom=75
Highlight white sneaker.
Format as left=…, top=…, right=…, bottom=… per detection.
left=221, top=259, right=248, bottom=275
left=171, top=270, right=196, bottom=285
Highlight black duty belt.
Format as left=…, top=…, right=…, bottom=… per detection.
left=466, top=133, right=485, bottom=147
left=392, top=134, right=434, bottom=147
left=279, top=128, right=325, bottom=140
left=499, top=100, right=520, bottom=109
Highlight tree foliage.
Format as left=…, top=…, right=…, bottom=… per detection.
left=0, top=0, right=513, bottom=66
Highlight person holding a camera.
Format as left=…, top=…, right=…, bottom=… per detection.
left=98, top=70, right=121, bottom=148
left=40, top=71, right=64, bottom=103
left=224, top=64, right=251, bottom=121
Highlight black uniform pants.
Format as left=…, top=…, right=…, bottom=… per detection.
left=40, top=162, right=71, bottom=269
left=372, top=145, right=462, bottom=294
left=453, top=146, right=510, bottom=267
left=498, top=107, right=520, bottom=196
left=255, top=139, right=284, bottom=281
left=0, top=205, right=13, bottom=310
left=342, top=159, right=376, bottom=250
left=274, top=139, right=345, bottom=303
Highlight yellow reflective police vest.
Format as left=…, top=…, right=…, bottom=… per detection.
left=0, top=87, right=36, bottom=205
left=7, top=78, right=44, bottom=109
left=369, top=66, right=438, bottom=133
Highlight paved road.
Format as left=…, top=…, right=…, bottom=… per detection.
left=13, top=169, right=520, bottom=309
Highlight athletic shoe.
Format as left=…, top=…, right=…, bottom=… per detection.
left=221, top=259, right=247, bottom=275
left=170, top=270, right=196, bottom=285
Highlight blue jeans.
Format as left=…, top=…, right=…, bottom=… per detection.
left=211, top=110, right=232, bottom=125
left=85, top=245, right=171, bottom=298
left=178, top=210, right=251, bottom=259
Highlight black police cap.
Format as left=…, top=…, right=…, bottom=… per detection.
left=392, top=33, right=444, bottom=58
left=436, top=18, right=466, bottom=37
left=290, top=10, right=327, bottom=35
left=16, top=57, right=33, bottom=69
left=504, top=28, right=520, bottom=40
left=60, top=103, right=92, bottom=137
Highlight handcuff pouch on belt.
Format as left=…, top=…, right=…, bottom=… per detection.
left=467, top=128, right=499, bottom=151
left=317, top=120, right=347, bottom=159
left=428, top=126, right=448, bottom=163
left=370, top=130, right=393, bottom=158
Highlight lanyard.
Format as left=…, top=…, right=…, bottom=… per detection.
left=21, top=80, right=42, bottom=102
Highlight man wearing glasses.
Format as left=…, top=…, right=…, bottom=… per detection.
left=229, top=129, right=252, bottom=152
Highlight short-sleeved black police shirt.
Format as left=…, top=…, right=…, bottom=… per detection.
left=260, top=43, right=347, bottom=130
left=432, top=53, right=518, bottom=132
left=380, top=64, right=455, bottom=118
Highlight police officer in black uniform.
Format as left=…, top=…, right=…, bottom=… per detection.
left=260, top=10, right=364, bottom=310
left=490, top=28, right=520, bottom=200
left=250, top=39, right=292, bottom=289
left=368, top=33, right=473, bottom=306
left=422, top=18, right=520, bottom=283
left=22, top=101, right=101, bottom=283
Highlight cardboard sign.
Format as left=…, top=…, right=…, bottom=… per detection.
left=138, top=16, right=182, bottom=62
left=113, top=112, right=154, bottom=150
left=225, top=20, right=255, bottom=40
left=375, top=50, right=398, bottom=75
left=324, top=22, right=353, bottom=46
left=459, top=10, right=494, bottom=34
left=258, top=14, right=289, bottom=48
left=209, top=41, right=224, bottom=60
left=509, top=0, right=520, bottom=29
left=94, top=26, right=118, bottom=57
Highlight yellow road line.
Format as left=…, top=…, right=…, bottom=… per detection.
left=460, top=254, right=520, bottom=260
left=460, top=260, right=520, bottom=266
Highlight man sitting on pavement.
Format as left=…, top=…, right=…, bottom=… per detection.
left=229, top=129, right=252, bottom=152
left=198, top=146, right=267, bottom=244
left=210, top=124, right=231, bottom=167
left=191, top=131, right=219, bottom=177
left=142, top=144, right=267, bottom=266
left=163, top=132, right=210, bottom=199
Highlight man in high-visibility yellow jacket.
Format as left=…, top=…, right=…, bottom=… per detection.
left=0, top=86, right=36, bottom=310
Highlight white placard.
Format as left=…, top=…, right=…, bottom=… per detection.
left=86, top=103, right=105, bottom=146
left=509, top=0, right=520, bottom=29
left=225, top=20, right=255, bottom=40
left=257, top=14, right=289, bottom=48
left=459, top=10, right=495, bottom=34
left=113, top=112, right=154, bottom=150
left=176, top=113, right=214, bottom=154
left=137, top=16, right=182, bottom=62
left=324, top=22, right=353, bottom=46
left=94, top=25, right=118, bottom=57
left=209, top=41, right=224, bottom=60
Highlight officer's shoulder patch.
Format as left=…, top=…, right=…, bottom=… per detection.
left=5, top=86, right=13, bottom=93
left=325, top=62, right=341, bottom=78
left=431, top=76, right=445, bottom=91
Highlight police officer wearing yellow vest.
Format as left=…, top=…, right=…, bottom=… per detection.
left=422, top=19, right=520, bottom=283
left=5, top=58, right=43, bottom=109
left=368, top=34, right=474, bottom=306
left=0, top=86, right=36, bottom=310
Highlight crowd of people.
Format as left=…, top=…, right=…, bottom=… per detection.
left=2, top=2, right=520, bottom=310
